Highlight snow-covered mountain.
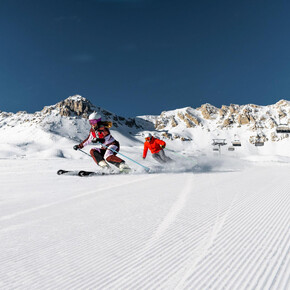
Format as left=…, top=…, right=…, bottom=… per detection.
left=1, top=96, right=290, bottom=289
left=0, top=95, right=289, bottom=159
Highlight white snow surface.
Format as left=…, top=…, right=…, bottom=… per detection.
left=0, top=98, right=289, bottom=289
left=1, top=148, right=289, bottom=289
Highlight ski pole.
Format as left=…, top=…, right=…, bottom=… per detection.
left=78, top=148, right=92, bottom=158
left=99, top=142, right=150, bottom=172
left=77, top=148, right=114, bottom=170
left=165, top=148, right=198, bottom=165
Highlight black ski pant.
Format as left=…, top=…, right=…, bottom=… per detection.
left=90, top=145, right=124, bottom=168
left=152, top=150, right=172, bottom=164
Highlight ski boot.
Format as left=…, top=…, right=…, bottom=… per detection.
left=98, top=160, right=109, bottom=168
left=119, top=162, right=131, bottom=174
left=98, top=160, right=114, bottom=173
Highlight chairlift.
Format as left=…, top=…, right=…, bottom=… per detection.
left=232, top=140, right=241, bottom=146
left=228, top=146, right=235, bottom=151
left=212, top=139, right=227, bottom=146
left=255, top=141, right=264, bottom=147
left=212, top=139, right=226, bottom=154
left=276, top=124, right=290, bottom=134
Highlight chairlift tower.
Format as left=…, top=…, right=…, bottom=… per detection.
left=212, top=139, right=227, bottom=154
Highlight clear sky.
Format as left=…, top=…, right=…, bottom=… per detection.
left=1, top=0, right=290, bottom=116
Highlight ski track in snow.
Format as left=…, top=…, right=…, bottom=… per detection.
left=183, top=175, right=288, bottom=290
left=142, top=176, right=193, bottom=253
left=100, top=176, right=194, bottom=288
left=0, top=174, right=155, bottom=223
left=0, top=160, right=289, bottom=289
left=170, top=175, right=238, bottom=290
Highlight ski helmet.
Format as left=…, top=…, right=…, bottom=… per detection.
left=89, top=112, right=101, bottom=125
left=145, top=133, right=152, bottom=141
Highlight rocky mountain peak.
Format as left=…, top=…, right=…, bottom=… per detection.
left=0, top=96, right=289, bottom=148
left=147, top=99, right=289, bottom=144
left=40, top=95, right=146, bottom=129
left=41, top=95, right=97, bottom=118
left=275, top=99, right=289, bottom=107
left=197, top=103, right=218, bottom=119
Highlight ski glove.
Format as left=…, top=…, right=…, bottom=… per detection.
left=73, top=145, right=80, bottom=150
left=92, top=138, right=105, bottom=144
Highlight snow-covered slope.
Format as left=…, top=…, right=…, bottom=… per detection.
left=0, top=158, right=289, bottom=289
left=1, top=96, right=289, bottom=289
left=139, top=99, right=290, bottom=157
left=0, top=95, right=153, bottom=159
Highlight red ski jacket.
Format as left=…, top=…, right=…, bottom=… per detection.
left=143, top=137, right=166, bottom=158
left=79, top=122, right=116, bottom=148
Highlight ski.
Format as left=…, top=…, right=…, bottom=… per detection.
left=78, top=170, right=120, bottom=177
left=57, top=169, right=80, bottom=176
left=57, top=169, right=123, bottom=177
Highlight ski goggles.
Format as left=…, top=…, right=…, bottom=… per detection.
left=145, top=137, right=151, bottom=141
left=89, top=119, right=101, bottom=125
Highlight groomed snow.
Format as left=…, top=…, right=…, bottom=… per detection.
left=0, top=148, right=289, bottom=289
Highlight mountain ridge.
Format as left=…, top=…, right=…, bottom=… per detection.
left=0, top=95, right=289, bottom=160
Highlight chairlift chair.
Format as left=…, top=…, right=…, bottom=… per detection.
left=276, top=124, right=290, bottom=134
left=232, top=140, right=241, bottom=146
left=255, top=141, right=264, bottom=147
left=212, top=139, right=227, bottom=146
left=228, top=146, right=235, bottom=151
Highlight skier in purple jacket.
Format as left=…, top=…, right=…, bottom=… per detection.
left=73, top=112, right=130, bottom=173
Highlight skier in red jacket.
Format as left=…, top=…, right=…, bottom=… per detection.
left=73, top=112, right=130, bottom=173
left=143, top=133, right=172, bottom=164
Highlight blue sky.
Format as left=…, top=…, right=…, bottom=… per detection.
left=1, top=0, right=290, bottom=116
